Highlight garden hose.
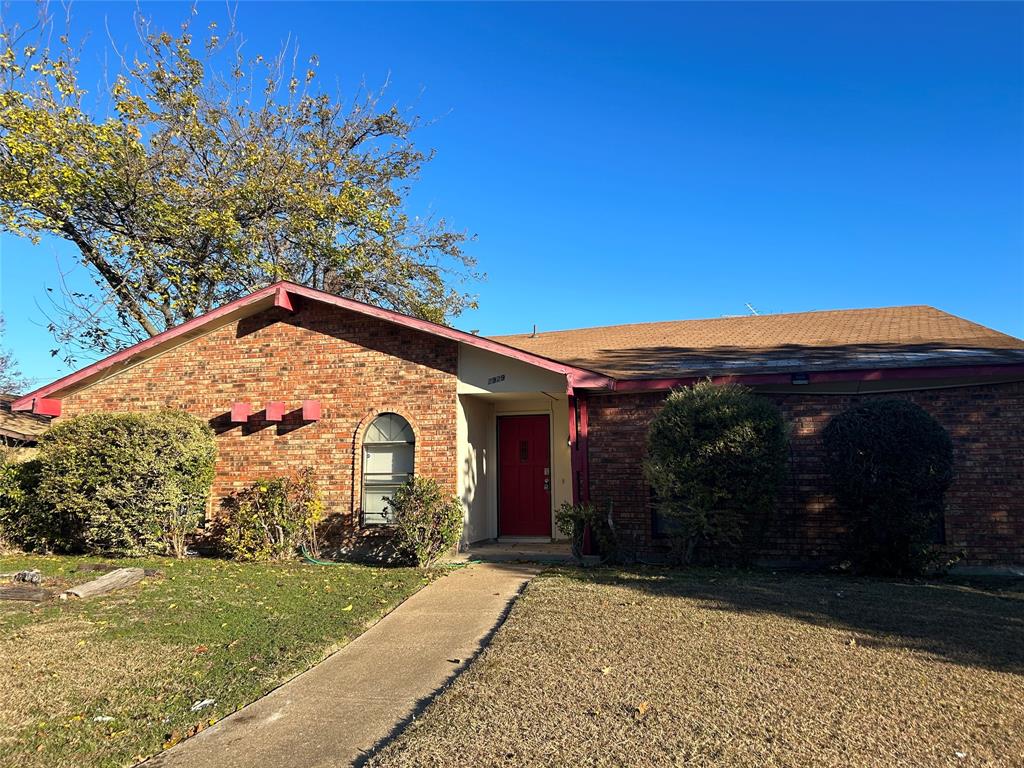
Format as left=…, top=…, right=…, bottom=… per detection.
left=300, top=545, right=481, bottom=568
left=300, top=545, right=348, bottom=566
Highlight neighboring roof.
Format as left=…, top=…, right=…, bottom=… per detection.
left=0, top=394, right=51, bottom=441
left=12, top=282, right=613, bottom=411
left=490, top=306, right=1024, bottom=380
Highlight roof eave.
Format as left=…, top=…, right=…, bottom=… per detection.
left=13, top=281, right=613, bottom=411
left=609, top=360, right=1024, bottom=392
left=278, top=283, right=614, bottom=388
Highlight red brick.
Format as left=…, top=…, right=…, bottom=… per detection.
left=587, top=382, right=1024, bottom=566
left=60, top=303, right=458, bottom=542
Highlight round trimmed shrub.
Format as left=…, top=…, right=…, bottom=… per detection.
left=644, top=381, right=788, bottom=563
left=822, top=399, right=953, bottom=575
left=32, top=410, right=216, bottom=556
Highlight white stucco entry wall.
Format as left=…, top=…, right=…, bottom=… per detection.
left=456, top=344, right=572, bottom=544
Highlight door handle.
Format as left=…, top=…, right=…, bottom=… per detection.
left=543, top=478, right=551, bottom=492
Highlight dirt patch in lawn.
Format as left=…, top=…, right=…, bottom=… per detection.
left=369, top=568, right=1024, bottom=768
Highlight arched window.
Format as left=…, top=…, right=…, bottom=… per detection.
left=362, top=413, right=415, bottom=526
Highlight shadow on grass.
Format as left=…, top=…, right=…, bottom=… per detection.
left=555, top=566, right=1024, bottom=675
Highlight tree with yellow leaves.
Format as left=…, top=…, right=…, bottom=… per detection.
left=0, top=6, right=477, bottom=362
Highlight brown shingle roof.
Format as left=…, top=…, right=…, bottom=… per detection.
left=489, top=306, right=1024, bottom=380
left=0, top=394, right=51, bottom=442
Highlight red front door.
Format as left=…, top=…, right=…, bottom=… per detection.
left=498, top=414, right=552, bottom=537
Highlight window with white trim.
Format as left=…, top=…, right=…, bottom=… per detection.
left=362, top=413, right=415, bottom=526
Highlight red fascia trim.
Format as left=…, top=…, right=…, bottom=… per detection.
left=577, top=394, right=590, bottom=503
left=568, top=395, right=579, bottom=505
left=33, top=398, right=62, bottom=417
left=13, top=281, right=613, bottom=411
left=609, top=362, right=1024, bottom=392
left=567, top=371, right=611, bottom=392
left=570, top=393, right=594, bottom=555
left=568, top=393, right=591, bottom=506
left=273, top=286, right=295, bottom=312
left=12, top=284, right=282, bottom=411
left=807, top=363, right=1024, bottom=383
left=612, top=374, right=785, bottom=391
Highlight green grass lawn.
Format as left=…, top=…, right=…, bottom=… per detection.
left=370, top=567, right=1024, bottom=768
left=0, top=553, right=436, bottom=768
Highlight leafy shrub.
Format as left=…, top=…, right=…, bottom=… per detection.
left=0, top=450, right=27, bottom=544
left=554, top=501, right=618, bottom=563
left=644, top=381, right=788, bottom=563
left=0, top=451, right=42, bottom=551
left=218, top=468, right=323, bottom=561
left=31, top=411, right=216, bottom=556
left=822, top=399, right=954, bottom=575
left=386, top=477, right=463, bottom=566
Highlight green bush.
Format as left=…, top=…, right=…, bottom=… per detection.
left=822, top=399, right=954, bottom=575
left=386, top=477, right=463, bottom=566
left=218, top=467, right=323, bottom=561
left=0, top=451, right=42, bottom=551
left=31, top=410, right=216, bottom=557
left=554, top=501, right=618, bottom=563
left=0, top=450, right=27, bottom=546
left=643, top=381, right=788, bottom=563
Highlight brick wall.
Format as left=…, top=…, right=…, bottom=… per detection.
left=59, top=302, right=459, bottom=541
left=587, top=381, right=1024, bottom=566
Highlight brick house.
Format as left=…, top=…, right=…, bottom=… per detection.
left=12, top=282, right=1024, bottom=566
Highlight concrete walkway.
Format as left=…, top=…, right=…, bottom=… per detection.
left=145, top=562, right=541, bottom=768
left=447, top=540, right=573, bottom=565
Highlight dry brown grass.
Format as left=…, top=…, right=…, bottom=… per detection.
left=0, top=619, right=187, bottom=767
left=370, top=568, right=1024, bottom=768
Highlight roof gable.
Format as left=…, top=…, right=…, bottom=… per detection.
left=12, top=282, right=612, bottom=411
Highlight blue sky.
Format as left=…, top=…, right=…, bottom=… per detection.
left=2, top=1, right=1022, bottom=385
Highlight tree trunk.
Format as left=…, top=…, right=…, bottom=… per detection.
left=60, top=567, right=145, bottom=600
left=0, top=584, right=48, bottom=602
left=60, top=223, right=161, bottom=337
left=684, top=536, right=699, bottom=565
